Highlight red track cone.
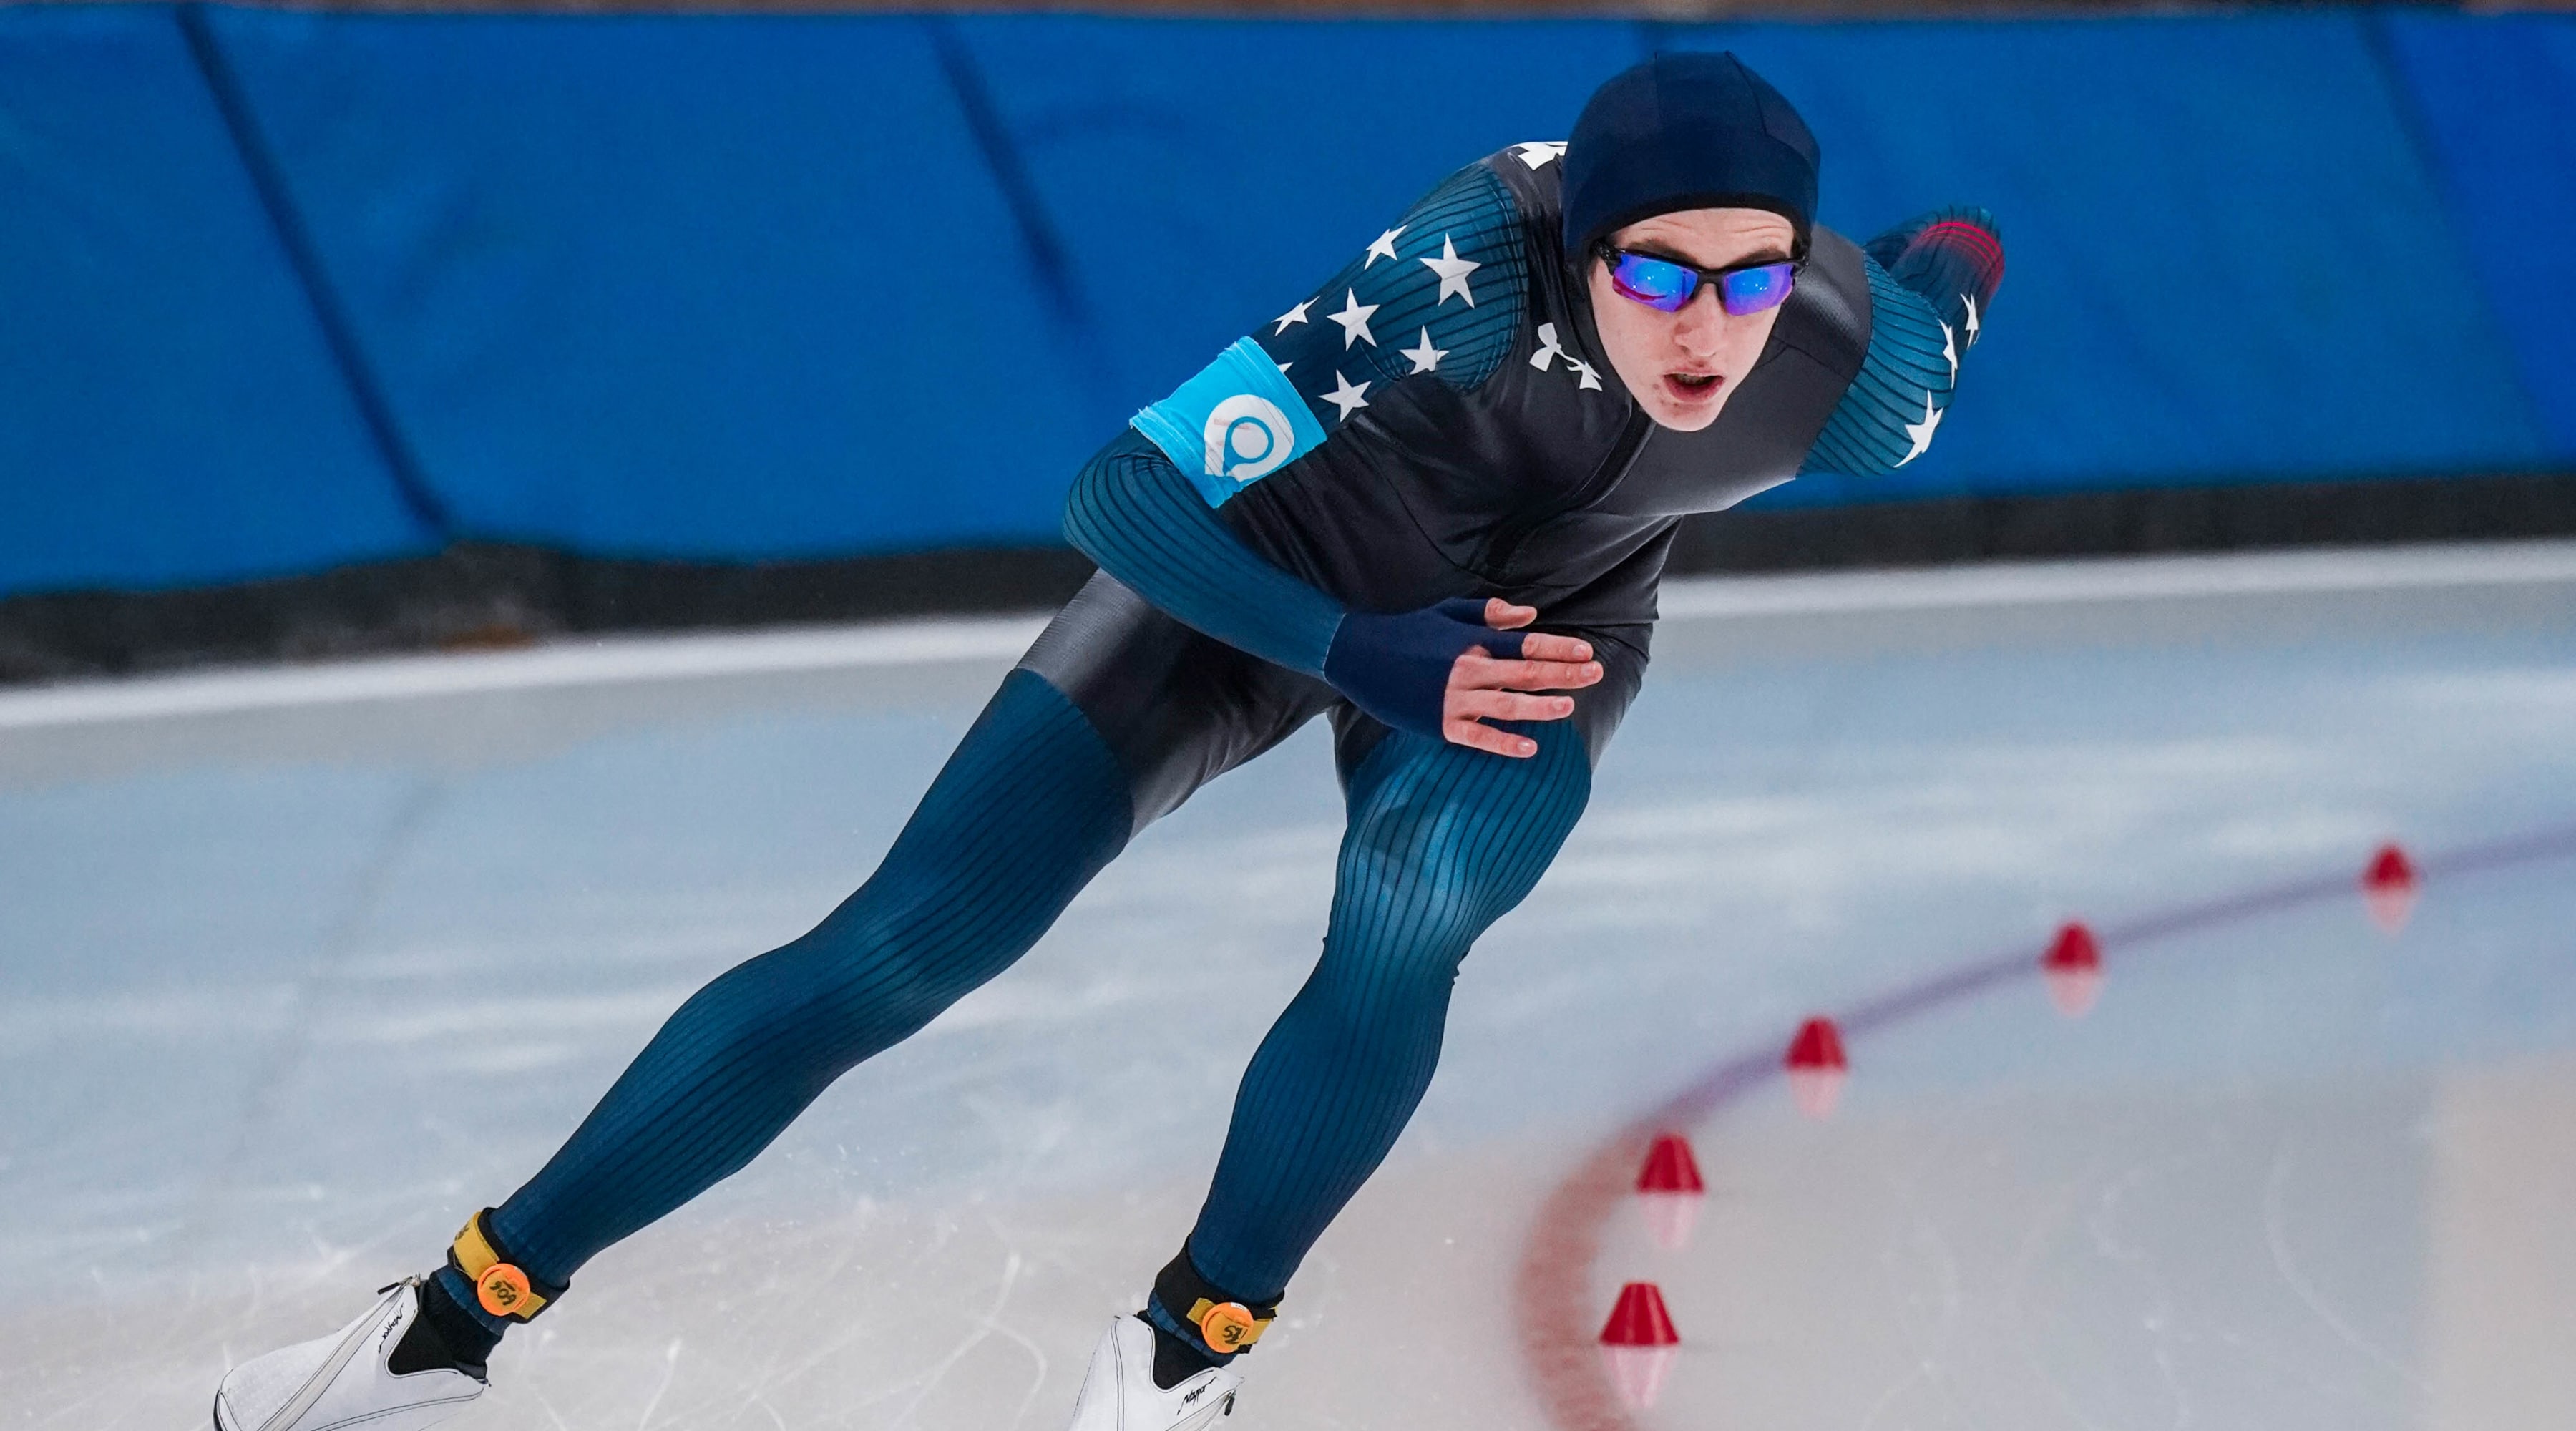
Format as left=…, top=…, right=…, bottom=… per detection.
left=1635, top=1133, right=1705, bottom=1249
left=1636, top=1133, right=1705, bottom=1194
left=2362, top=843, right=2419, bottom=934
left=1784, top=1017, right=1848, bottom=1119
left=1599, top=1281, right=1679, bottom=1347
left=2041, top=920, right=2103, bottom=1018
left=1598, top=1282, right=1679, bottom=1409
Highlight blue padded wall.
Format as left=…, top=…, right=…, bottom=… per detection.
left=0, top=5, right=433, bottom=597
left=947, top=16, right=1636, bottom=409
left=200, top=9, right=1101, bottom=561
left=2378, top=10, right=2576, bottom=461
left=1658, top=12, right=2557, bottom=511
left=1, top=5, right=2569, bottom=600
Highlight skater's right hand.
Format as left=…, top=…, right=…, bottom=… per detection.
left=1440, top=599, right=1601, bottom=759
left=1323, top=597, right=1601, bottom=756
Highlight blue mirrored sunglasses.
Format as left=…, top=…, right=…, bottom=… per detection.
left=1596, top=243, right=1802, bottom=316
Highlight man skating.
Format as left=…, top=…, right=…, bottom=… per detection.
left=213, top=50, right=2001, bottom=1431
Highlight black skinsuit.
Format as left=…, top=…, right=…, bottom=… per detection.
left=1048, top=143, right=1968, bottom=806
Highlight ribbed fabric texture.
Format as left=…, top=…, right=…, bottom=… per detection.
left=467, top=660, right=1596, bottom=1331
left=1063, top=429, right=1347, bottom=676
left=1802, top=205, right=2003, bottom=478
left=1186, top=719, right=1593, bottom=1302
left=1257, top=162, right=1529, bottom=404
left=1800, top=250, right=1960, bottom=477
left=485, top=669, right=1133, bottom=1286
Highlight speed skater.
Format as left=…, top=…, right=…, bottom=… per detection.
left=212, top=49, right=2003, bottom=1431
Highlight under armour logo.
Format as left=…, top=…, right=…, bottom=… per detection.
left=1530, top=322, right=1567, bottom=371
left=1528, top=323, right=1604, bottom=391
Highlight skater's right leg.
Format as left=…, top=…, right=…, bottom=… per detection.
left=473, top=573, right=1329, bottom=1305
left=214, top=665, right=1136, bottom=1430
left=487, top=663, right=1136, bottom=1286
left=215, top=576, right=1324, bottom=1431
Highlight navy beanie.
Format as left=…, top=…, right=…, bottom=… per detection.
left=1561, top=52, right=1820, bottom=260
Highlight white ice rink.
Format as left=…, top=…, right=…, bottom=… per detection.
left=6, top=542, right=2575, bottom=1430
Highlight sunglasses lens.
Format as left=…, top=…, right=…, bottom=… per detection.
left=1718, top=263, right=1797, bottom=316
left=1609, top=253, right=1697, bottom=313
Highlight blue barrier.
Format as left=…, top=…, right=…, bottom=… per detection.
left=0, top=4, right=434, bottom=596
left=945, top=15, right=1638, bottom=410
left=1666, top=11, right=2556, bottom=510
left=199, top=8, right=1102, bottom=561
left=2378, top=10, right=2576, bottom=460
left=0, top=5, right=2568, bottom=600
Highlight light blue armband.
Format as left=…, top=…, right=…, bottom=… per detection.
left=1130, top=338, right=1329, bottom=509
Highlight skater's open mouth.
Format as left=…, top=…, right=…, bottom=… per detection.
left=1663, top=372, right=1724, bottom=400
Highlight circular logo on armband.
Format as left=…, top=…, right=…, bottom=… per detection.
left=1198, top=1301, right=1259, bottom=1352
left=1202, top=395, right=1296, bottom=484
left=476, top=1263, right=533, bottom=1318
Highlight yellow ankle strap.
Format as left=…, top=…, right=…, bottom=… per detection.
left=1188, top=1298, right=1273, bottom=1352
left=449, top=1211, right=557, bottom=1321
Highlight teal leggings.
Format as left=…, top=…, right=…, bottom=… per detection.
left=465, top=582, right=1612, bottom=1325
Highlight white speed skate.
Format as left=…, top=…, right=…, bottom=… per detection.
left=212, top=1279, right=484, bottom=1431
left=1064, top=1315, right=1242, bottom=1431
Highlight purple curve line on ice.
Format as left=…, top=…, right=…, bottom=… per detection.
left=1510, top=821, right=2576, bottom=1431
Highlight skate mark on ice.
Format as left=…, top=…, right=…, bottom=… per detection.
left=181, top=777, right=447, bottom=1258
left=1863, top=1141, right=1975, bottom=1431
left=2003, top=1153, right=2119, bottom=1431
left=2085, top=1143, right=2205, bottom=1431
left=2260, top=1145, right=2426, bottom=1396
left=888, top=1246, right=1040, bottom=1431
left=725, top=1204, right=889, bottom=1420
left=633, top=1337, right=683, bottom=1431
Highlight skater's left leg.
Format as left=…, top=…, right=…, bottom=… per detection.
left=1063, top=622, right=1643, bottom=1428
left=1154, top=713, right=1594, bottom=1352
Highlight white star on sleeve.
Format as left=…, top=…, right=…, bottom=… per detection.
left=1420, top=235, right=1480, bottom=308
left=1400, top=327, right=1447, bottom=375
left=1277, top=361, right=1292, bottom=375
left=1513, top=141, right=1567, bottom=169
left=1327, top=289, right=1380, bottom=348
left=1365, top=226, right=1405, bottom=267
left=1939, top=320, right=1957, bottom=383
left=1274, top=299, right=1313, bottom=336
left=1961, top=293, right=1981, bottom=347
left=1896, top=391, right=1943, bottom=467
left=1321, top=371, right=1370, bottom=421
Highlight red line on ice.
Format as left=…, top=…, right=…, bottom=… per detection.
left=1509, top=822, right=2576, bottom=1431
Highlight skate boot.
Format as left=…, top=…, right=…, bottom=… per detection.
left=211, top=1278, right=483, bottom=1431
left=1063, top=1314, right=1242, bottom=1431
left=215, top=1211, right=548, bottom=1431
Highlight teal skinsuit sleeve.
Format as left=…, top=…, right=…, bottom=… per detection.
left=1063, top=429, right=1346, bottom=676
left=1802, top=207, right=2004, bottom=478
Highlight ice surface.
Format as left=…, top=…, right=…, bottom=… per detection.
left=3, top=547, right=2573, bottom=1429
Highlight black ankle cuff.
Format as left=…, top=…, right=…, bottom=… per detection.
left=391, top=1276, right=499, bottom=1379
left=1141, top=1314, right=1219, bottom=1391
